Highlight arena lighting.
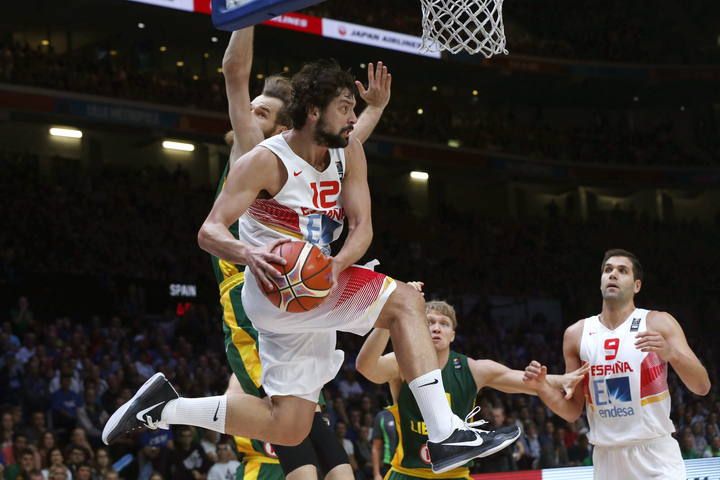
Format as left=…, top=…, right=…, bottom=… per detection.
left=162, top=140, right=195, bottom=152
left=447, top=139, right=461, bottom=148
left=410, top=171, right=429, bottom=181
left=49, top=127, right=83, bottom=139
left=137, top=22, right=145, bottom=29
left=416, top=108, right=424, bottom=115
left=211, top=36, right=219, bottom=43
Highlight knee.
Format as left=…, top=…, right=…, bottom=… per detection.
left=389, top=282, right=425, bottom=319
left=274, top=425, right=310, bottom=446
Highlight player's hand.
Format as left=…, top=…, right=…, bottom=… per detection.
left=356, top=61, right=392, bottom=109
left=407, top=281, right=424, bottom=295
left=635, top=330, right=674, bottom=361
left=560, top=362, right=589, bottom=400
left=522, top=360, right=549, bottom=390
left=246, top=238, right=290, bottom=290
left=374, top=474, right=384, bottom=480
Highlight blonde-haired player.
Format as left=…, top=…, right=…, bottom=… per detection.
left=357, top=283, right=588, bottom=480
left=524, top=249, right=710, bottom=480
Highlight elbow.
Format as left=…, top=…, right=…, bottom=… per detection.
left=558, top=404, right=583, bottom=423
left=221, top=58, right=250, bottom=80
left=562, top=412, right=582, bottom=423
left=355, top=357, right=370, bottom=379
left=695, top=380, right=711, bottom=397
left=354, top=359, right=380, bottom=384
left=197, top=224, right=211, bottom=252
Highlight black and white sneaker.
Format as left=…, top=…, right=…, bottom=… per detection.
left=428, top=407, right=521, bottom=474
left=102, top=372, right=179, bottom=445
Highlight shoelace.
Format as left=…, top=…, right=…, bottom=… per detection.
left=462, top=406, right=490, bottom=434
left=144, top=415, right=161, bottom=429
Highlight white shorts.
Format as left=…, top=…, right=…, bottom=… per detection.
left=592, top=435, right=685, bottom=480
left=242, top=265, right=396, bottom=401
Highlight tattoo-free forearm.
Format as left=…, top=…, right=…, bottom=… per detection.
left=352, top=106, right=384, bottom=144
left=222, top=28, right=253, bottom=78
left=668, top=349, right=711, bottom=396
left=356, top=329, right=391, bottom=377
left=332, top=220, right=372, bottom=272
left=197, top=221, right=250, bottom=265
left=536, top=381, right=583, bottom=422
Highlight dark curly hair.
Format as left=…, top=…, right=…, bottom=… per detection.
left=288, top=59, right=356, bottom=129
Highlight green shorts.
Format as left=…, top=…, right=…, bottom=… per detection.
left=221, top=278, right=264, bottom=398
left=386, top=468, right=469, bottom=480
left=236, top=461, right=285, bottom=480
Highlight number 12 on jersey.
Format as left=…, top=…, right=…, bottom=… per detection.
left=310, top=181, right=339, bottom=209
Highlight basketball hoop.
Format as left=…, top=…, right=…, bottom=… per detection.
left=420, top=0, right=508, bottom=57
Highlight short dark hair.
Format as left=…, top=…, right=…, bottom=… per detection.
left=262, top=75, right=293, bottom=128
left=601, top=249, right=643, bottom=281
left=288, top=59, right=356, bottom=129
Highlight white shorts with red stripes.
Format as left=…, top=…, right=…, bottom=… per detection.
left=242, top=264, right=396, bottom=402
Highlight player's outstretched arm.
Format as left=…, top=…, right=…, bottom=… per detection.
left=639, top=311, right=711, bottom=396
left=333, top=139, right=373, bottom=276
left=223, top=27, right=264, bottom=158
left=198, top=147, right=287, bottom=289
left=471, top=359, right=588, bottom=397
left=356, top=328, right=401, bottom=384
left=351, top=61, right=392, bottom=144
left=523, top=323, right=586, bottom=422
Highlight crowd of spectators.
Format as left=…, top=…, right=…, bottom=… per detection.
left=1, top=149, right=720, bottom=478
left=2, top=37, right=718, bottom=167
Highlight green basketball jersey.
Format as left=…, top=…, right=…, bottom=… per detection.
left=211, top=161, right=244, bottom=285
left=390, top=351, right=477, bottom=479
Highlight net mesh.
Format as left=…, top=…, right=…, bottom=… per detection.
left=420, top=0, right=508, bottom=57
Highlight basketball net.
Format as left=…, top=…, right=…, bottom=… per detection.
left=420, top=0, right=508, bottom=57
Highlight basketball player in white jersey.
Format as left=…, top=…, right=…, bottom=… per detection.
left=219, top=27, right=392, bottom=480
left=104, top=59, right=521, bottom=474
left=523, top=249, right=710, bottom=479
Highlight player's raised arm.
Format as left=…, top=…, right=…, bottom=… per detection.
left=356, top=329, right=401, bottom=384
left=197, top=147, right=287, bottom=289
left=351, top=61, right=392, bottom=144
left=332, top=138, right=373, bottom=275
left=223, top=28, right=265, bottom=156
left=639, top=311, right=711, bottom=396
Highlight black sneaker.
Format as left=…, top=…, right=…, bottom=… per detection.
left=428, top=412, right=521, bottom=473
left=102, top=372, right=179, bottom=445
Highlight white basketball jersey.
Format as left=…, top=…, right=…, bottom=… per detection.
left=237, top=133, right=346, bottom=255
left=580, top=308, right=675, bottom=447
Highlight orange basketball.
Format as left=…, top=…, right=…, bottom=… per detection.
left=260, top=241, right=333, bottom=312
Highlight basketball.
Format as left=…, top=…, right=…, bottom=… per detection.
left=260, top=241, right=333, bottom=312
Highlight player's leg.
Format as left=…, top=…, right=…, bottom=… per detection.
left=274, top=438, right=320, bottom=480
left=102, top=370, right=316, bottom=445
left=375, top=281, right=521, bottom=472
left=307, top=412, right=352, bottom=480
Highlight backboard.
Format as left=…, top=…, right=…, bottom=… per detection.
left=212, top=0, right=327, bottom=31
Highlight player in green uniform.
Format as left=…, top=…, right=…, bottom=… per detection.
left=356, top=289, right=588, bottom=480
left=216, top=26, right=393, bottom=480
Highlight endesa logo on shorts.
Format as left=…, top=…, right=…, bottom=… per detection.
left=592, top=375, right=635, bottom=418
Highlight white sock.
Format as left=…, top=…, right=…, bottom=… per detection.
left=161, top=395, right=227, bottom=434
left=408, top=370, right=457, bottom=442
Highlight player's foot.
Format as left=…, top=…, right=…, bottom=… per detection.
left=428, top=409, right=521, bottom=474
left=102, top=372, right=179, bottom=445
